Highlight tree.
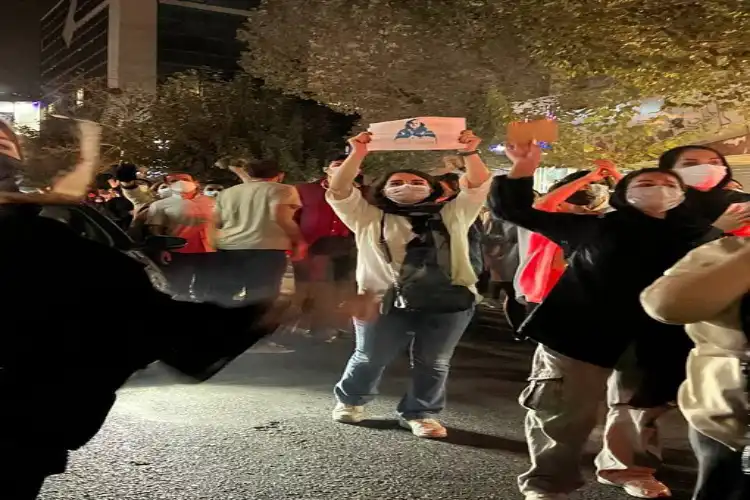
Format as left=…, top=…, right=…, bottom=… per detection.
left=239, top=0, right=750, bottom=170
left=25, top=72, right=353, bottom=185
left=238, top=0, right=549, bottom=133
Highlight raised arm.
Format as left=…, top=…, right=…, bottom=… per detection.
left=329, top=133, right=370, bottom=200
left=491, top=143, right=598, bottom=251
left=459, top=130, right=491, bottom=188
left=641, top=239, right=750, bottom=325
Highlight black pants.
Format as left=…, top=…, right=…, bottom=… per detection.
left=497, top=281, right=527, bottom=332
left=161, top=252, right=212, bottom=300
left=212, top=249, right=287, bottom=306
left=689, top=426, right=750, bottom=500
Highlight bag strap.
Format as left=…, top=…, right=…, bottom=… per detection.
left=379, top=213, right=406, bottom=309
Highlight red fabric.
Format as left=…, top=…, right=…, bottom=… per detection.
left=729, top=225, right=750, bottom=237
left=295, top=180, right=351, bottom=245
left=518, top=232, right=565, bottom=303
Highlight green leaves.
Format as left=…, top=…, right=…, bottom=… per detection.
left=24, top=72, right=350, bottom=184
left=238, top=0, right=750, bottom=171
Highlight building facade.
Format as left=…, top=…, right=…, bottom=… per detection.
left=41, top=0, right=257, bottom=102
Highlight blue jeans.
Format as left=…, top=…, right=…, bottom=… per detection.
left=334, top=307, right=474, bottom=419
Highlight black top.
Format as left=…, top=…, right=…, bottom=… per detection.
left=0, top=210, right=276, bottom=473
left=489, top=175, right=720, bottom=370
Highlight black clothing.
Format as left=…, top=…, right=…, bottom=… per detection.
left=0, top=210, right=276, bottom=487
left=489, top=175, right=719, bottom=373
left=689, top=427, right=750, bottom=500
left=105, top=195, right=134, bottom=229
left=211, top=249, right=288, bottom=306
left=483, top=216, right=520, bottom=281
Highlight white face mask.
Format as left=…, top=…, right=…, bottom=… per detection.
left=170, top=180, right=197, bottom=194
left=203, top=189, right=220, bottom=197
left=383, top=184, right=431, bottom=205
left=677, top=164, right=727, bottom=190
left=157, top=186, right=172, bottom=198
left=626, top=186, right=685, bottom=213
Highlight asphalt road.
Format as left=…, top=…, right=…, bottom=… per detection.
left=39, top=309, right=698, bottom=500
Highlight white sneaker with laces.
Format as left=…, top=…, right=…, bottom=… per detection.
left=332, top=403, right=365, bottom=423
left=399, top=418, right=448, bottom=439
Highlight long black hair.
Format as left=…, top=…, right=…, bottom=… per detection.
left=657, top=145, right=731, bottom=189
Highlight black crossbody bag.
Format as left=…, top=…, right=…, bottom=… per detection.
left=378, top=213, right=475, bottom=315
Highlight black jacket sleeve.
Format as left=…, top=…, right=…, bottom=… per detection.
left=489, top=175, right=600, bottom=253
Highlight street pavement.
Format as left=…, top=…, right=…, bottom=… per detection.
left=40, top=306, right=698, bottom=500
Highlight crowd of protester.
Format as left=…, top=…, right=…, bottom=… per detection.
left=1, top=115, right=749, bottom=500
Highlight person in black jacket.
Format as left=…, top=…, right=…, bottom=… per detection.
left=490, top=142, right=750, bottom=500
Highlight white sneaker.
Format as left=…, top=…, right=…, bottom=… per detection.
left=332, top=403, right=365, bottom=423
left=399, top=418, right=448, bottom=439
left=597, top=476, right=672, bottom=498
left=523, top=493, right=568, bottom=500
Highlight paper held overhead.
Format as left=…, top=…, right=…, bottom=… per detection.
left=367, top=117, right=467, bottom=151
left=507, top=119, right=559, bottom=144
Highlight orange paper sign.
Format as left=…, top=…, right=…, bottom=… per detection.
left=507, top=119, right=559, bottom=144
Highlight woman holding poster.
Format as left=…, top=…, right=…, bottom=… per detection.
left=325, top=129, right=490, bottom=439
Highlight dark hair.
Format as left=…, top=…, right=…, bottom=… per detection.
left=548, top=170, right=590, bottom=193
left=248, top=159, right=282, bottom=179
left=609, top=167, right=685, bottom=212
left=436, top=172, right=461, bottom=191
left=368, top=168, right=444, bottom=207
left=328, top=153, right=349, bottom=163
left=657, top=145, right=729, bottom=171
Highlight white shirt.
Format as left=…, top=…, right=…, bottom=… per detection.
left=147, top=194, right=215, bottom=253
left=326, top=178, right=490, bottom=297
left=214, top=181, right=301, bottom=251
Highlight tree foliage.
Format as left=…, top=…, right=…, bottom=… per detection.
left=239, top=0, right=750, bottom=169
left=25, top=72, right=353, bottom=186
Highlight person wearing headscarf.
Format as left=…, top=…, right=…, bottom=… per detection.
left=0, top=123, right=282, bottom=499
left=326, top=130, right=490, bottom=439
left=490, top=142, right=749, bottom=500
left=641, top=236, right=750, bottom=500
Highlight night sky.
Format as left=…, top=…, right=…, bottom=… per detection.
left=0, top=0, right=59, bottom=98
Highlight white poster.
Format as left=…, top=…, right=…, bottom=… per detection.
left=367, top=117, right=467, bottom=151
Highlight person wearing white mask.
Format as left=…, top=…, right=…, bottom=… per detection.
left=202, top=182, right=224, bottom=198
left=326, top=130, right=490, bottom=439
left=658, top=145, right=750, bottom=226
left=155, top=182, right=174, bottom=199
left=147, top=173, right=216, bottom=300
left=491, top=146, right=748, bottom=500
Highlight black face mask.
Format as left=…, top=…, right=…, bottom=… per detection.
left=0, top=154, right=22, bottom=193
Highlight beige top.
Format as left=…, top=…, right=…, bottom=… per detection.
left=326, top=177, right=490, bottom=298
left=641, top=237, right=750, bottom=450
left=214, top=181, right=301, bottom=251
